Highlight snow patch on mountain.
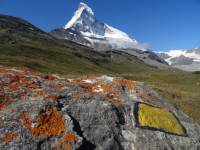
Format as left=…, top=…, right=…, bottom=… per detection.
left=64, top=2, right=94, bottom=29
left=104, top=24, right=137, bottom=42
left=159, top=49, right=200, bottom=65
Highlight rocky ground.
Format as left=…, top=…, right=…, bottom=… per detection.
left=0, top=66, right=200, bottom=150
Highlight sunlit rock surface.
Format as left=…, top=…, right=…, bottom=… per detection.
left=0, top=66, right=200, bottom=150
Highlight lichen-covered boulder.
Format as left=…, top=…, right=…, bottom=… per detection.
left=0, top=66, right=200, bottom=150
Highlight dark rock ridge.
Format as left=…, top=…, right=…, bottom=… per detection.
left=0, top=66, right=200, bottom=150
left=50, top=28, right=92, bottom=47
left=0, top=14, right=42, bottom=33
left=0, top=14, right=54, bottom=45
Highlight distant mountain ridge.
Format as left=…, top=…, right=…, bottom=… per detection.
left=157, top=48, right=200, bottom=71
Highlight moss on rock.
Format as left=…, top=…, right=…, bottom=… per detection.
left=138, top=103, right=185, bottom=135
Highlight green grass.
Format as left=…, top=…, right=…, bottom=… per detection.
left=193, top=71, right=200, bottom=75
left=0, top=28, right=158, bottom=76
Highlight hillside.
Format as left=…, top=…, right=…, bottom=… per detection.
left=0, top=14, right=200, bottom=127
left=0, top=15, right=165, bottom=75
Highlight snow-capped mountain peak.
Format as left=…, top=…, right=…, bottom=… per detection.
left=62, top=2, right=147, bottom=51
left=104, top=24, right=137, bottom=43
left=79, top=2, right=94, bottom=15
left=64, top=2, right=94, bottom=29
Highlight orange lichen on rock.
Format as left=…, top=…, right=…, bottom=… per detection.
left=111, top=98, right=122, bottom=105
left=0, top=67, right=9, bottom=73
left=70, top=77, right=129, bottom=105
left=9, top=74, right=21, bottom=83
left=23, top=117, right=32, bottom=128
left=32, top=91, right=44, bottom=98
left=113, top=80, right=136, bottom=89
left=0, top=132, right=17, bottom=144
left=32, top=92, right=60, bottom=101
left=56, top=133, right=77, bottom=150
left=80, top=83, right=93, bottom=92
left=69, top=79, right=82, bottom=85
left=4, top=73, right=41, bottom=91
left=51, top=85, right=65, bottom=90
left=0, top=103, right=5, bottom=109
left=1, top=93, right=13, bottom=101
left=26, top=82, right=40, bottom=89
left=22, top=112, right=32, bottom=128
left=44, top=94, right=60, bottom=101
left=10, top=82, right=20, bottom=91
left=0, top=83, right=3, bottom=89
left=65, top=143, right=71, bottom=150
left=44, top=75, right=55, bottom=81
left=99, top=83, right=112, bottom=92
left=63, top=133, right=78, bottom=142
left=31, top=108, right=65, bottom=137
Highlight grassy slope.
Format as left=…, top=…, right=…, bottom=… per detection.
left=0, top=15, right=200, bottom=124
left=0, top=26, right=158, bottom=76
left=0, top=29, right=108, bottom=75
left=123, top=70, right=200, bottom=124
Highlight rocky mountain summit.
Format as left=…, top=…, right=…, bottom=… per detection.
left=50, top=2, right=146, bottom=51
left=0, top=66, right=200, bottom=150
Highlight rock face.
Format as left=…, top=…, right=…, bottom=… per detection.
left=0, top=66, right=200, bottom=150
left=157, top=48, right=200, bottom=71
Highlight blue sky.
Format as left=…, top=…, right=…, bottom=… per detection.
left=0, top=0, right=200, bottom=51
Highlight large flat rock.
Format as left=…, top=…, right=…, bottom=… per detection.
left=0, top=67, right=200, bottom=150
